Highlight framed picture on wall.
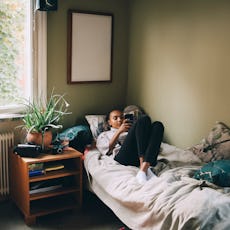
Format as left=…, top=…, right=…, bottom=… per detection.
left=67, top=10, right=113, bottom=84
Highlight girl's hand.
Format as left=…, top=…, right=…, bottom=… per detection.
left=118, top=119, right=132, bottom=133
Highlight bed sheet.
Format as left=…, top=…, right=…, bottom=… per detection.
left=84, top=143, right=230, bottom=230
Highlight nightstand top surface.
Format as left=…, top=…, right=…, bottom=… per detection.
left=20, top=148, right=82, bottom=164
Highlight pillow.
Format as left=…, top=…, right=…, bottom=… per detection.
left=189, top=122, right=230, bottom=163
left=85, top=115, right=110, bottom=140
left=193, top=160, right=230, bottom=187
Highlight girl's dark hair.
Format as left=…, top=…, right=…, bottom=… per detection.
left=106, top=112, right=110, bottom=122
left=106, top=109, right=123, bottom=122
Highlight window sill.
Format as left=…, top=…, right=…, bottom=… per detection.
left=0, top=114, right=23, bottom=121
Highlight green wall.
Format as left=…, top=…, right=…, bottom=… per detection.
left=47, top=0, right=129, bottom=128
left=127, top=0, right=230, bottom=148
left=3, top=0, right=230, bottom=149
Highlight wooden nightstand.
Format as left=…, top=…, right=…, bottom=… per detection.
left=9, top=148, right=82, bottom=225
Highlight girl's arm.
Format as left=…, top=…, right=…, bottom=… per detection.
left=109, top=120, right=131, bottom=151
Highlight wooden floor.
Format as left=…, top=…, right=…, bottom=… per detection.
left=0, top=191, right=128, bottom=230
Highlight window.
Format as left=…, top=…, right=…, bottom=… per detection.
left=0, top=0, right=47, bottom=115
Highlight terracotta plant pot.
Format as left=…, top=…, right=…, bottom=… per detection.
left=26, top=130, right=53, bottom=148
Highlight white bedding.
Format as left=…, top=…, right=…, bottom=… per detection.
left=84, top=143, right=230, bottom=230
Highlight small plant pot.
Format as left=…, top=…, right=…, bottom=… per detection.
left=26, top=130, right=53, bottom=148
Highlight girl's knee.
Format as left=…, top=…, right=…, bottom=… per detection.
left=138, top=115, right=151, bottom=124
left=152, top=121, right=164, bottom=131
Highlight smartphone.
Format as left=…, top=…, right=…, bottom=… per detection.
left=124, top=113, right=134, bottom=122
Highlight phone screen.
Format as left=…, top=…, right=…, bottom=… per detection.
left=124, top=113, right=134, bottom=122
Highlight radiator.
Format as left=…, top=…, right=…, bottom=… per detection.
left=0, top=132, right=14, bottom=196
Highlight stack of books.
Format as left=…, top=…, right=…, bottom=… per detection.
left=28, top=163, right=45, bottom=177
left=28, top=162, right=65, bottom=177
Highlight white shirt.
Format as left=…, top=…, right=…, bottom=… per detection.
left=96, top=127, right=128, bottom=158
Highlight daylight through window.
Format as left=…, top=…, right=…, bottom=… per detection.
left=0, top=0, right=32, bottom=113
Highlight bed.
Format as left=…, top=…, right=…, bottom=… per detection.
left=83, top=118, right=230, bottom=230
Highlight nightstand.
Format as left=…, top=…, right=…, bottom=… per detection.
left=9, top=148, right=82, bottom=225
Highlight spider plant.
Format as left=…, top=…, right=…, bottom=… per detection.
left=19, top=91, right=71, bottom=134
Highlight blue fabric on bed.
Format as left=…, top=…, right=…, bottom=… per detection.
left=193, top=159, right=230, bottom=187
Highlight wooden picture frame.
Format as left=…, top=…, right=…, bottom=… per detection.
left=67, top=10, right=113, bottom=84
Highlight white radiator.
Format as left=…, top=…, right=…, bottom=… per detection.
left=0, top=132, right=14, bottom=196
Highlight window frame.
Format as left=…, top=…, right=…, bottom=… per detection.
left=33, top=11, right=47, bottom=104
left=0, top=4, right=47, bottom=116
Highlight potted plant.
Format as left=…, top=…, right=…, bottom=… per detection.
left=19, top=90, right=71, bottom=149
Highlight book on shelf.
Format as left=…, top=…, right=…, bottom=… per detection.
left=29, top=184, right=63, bottom=194
left=44, top=162, right=64, bottom=172
left=29, top=169, right=45, bottom=177
left=28, top=162, right=44, bottom=171
left=29, top=178, right=64, bottom=194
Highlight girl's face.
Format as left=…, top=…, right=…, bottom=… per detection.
left=108, top=110, right=124, bottom=129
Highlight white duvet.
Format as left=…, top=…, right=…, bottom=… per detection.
left=84, top=143, right=230, bottom=230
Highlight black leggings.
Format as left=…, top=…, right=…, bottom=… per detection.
left=114, top=115, right=164, bottom=167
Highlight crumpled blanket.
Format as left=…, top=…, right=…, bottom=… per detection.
left=84, top=143, right=230, bottom=230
